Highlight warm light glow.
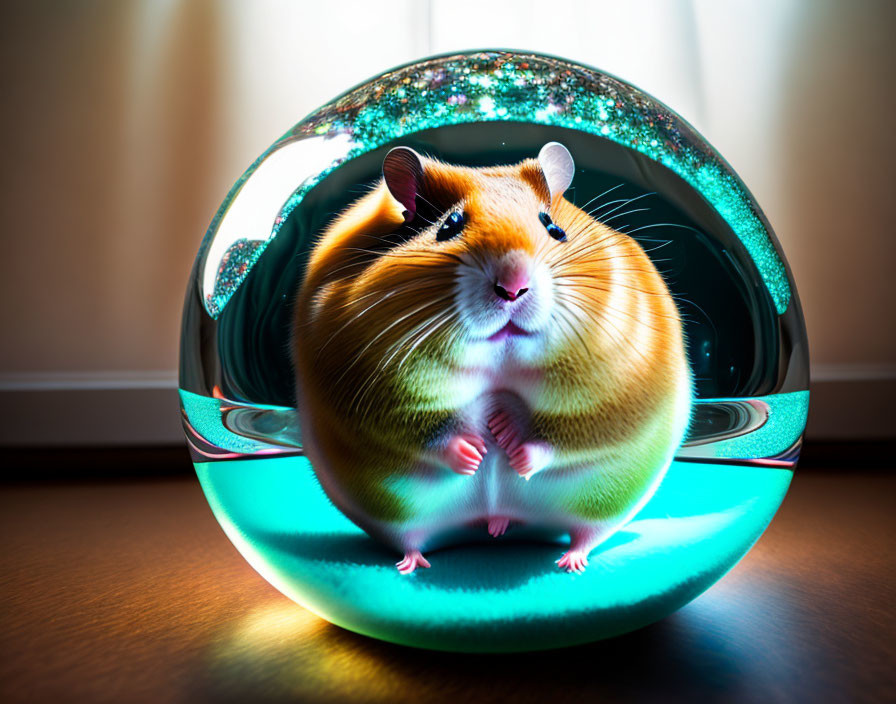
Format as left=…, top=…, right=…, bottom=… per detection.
left=201, top=133, right=355, bottom=301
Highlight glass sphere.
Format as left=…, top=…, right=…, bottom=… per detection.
left=180, top=50, right=809, bottom=652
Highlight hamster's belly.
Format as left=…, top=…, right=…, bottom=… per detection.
left=376, top=445, right=571, bottom=535
left=301, top=344, right=690, bottom=551
left=367, top=362, right=690, bottom=546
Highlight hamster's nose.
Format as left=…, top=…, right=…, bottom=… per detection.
left=493, top=273, right=530, bottom=302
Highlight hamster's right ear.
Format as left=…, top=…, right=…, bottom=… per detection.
left=383, top=146, right=424, bottom=222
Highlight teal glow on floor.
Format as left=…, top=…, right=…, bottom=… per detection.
left=196, top=458, right=792, bottom=652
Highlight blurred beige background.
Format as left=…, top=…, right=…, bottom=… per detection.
left=1, top=0, right=893, bottom=444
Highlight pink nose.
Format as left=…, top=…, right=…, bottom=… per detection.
left=493, top=271, right=530, bottom=302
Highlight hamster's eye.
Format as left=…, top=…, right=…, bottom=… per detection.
left=539, top=212, right=567, bottom=242
left=437, top=210, right=465, bottom=241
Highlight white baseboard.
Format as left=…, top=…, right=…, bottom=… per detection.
left=810, top=364, right=896, bottom=382
left=0, top=370, right=178, bottom=391
left=0, top=386, right=183, bottom=447
left=0, top=368, right=893, bottom=446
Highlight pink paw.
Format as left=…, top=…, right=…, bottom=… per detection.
left=488, top=516, right=510, bottom=537
left=556, top=550, right=589, bottom=574
left=508, top=442, right=553, bottom=480
left=396, top=550, right=431, bottom=575
left=488, top=410, right=552, bottom=479
left=444, top=434, right=487, bottom=475
left=488, top=409, right=522, bottom=452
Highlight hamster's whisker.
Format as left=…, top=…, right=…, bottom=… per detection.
left=316, top=289, right=404, bottom=356
left=331, top=297, right=454, bottom=391
left=323, top=254, right=389, bottom=279
left=406, top=251, right=465, bottom=265
left=531, top=231, right=557, bottom=265
left=356, top=231, right=407, bottom=243
left=630, top=236, right=673, bottom=244
left=586, top=192, right=655, bottom=222
left=557, top=292, right=653, bottom=366
left=338, top=244, right=457, bottom=261
left=551, top=299, right=596, bottom=358
left=555, top=274, right=654, bottom=295
left=555, top=254, right=673, bottom=276
left=586, top=228, right=636, bottom=247
left=412, top=193, right=455, bottom=227
left=576, top=183, right=625, bottom=212
left=557, top=285, right=672, bottom=334
left=362, top=254, right=463, bottom=269
left=560, top=266, right=665, bottom=280
left=600, top=207, right=651, bottom=225
left=565, top=251, right=660, bottom=266
left=393, top=313, right=457, bottom=374
left=351, top=308, right=456, bottom=415
left=584, top=197, right=632, bottom=217
left=339, top=246, right=403, bottom=257
left=550, top=245, right=646, bottom=268
left=413, top=214, right=438, bottom=227
left=316, top=282, right=449, bottom=353
left=639, top=240, right=675, bottom=254
left=622, top=222, right=704, bottom=238
left=308, top=280, right=439, bottom=319
left=413, top=193, right=442, bottom=212
left=330, top=243, right=398, bottom=263
left=555, top=228, right=644, bottom=257
left=565, top=226, right=634, bottom=250
left=547, top=235, right=631, bottom=267
left=554, top=277, right=683, bottom=308
left=457, top=252, right=492, bottom=277
left=378, top=308, right=454, bottom=373
left=670, top=295, right=718, bottom=335
left=293, top=287, right=387, bottom=329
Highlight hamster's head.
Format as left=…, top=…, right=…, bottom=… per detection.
left=368, top=141, right=630, bottom=366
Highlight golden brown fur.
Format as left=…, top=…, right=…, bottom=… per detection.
left=293, top=146, right=691, bottom=570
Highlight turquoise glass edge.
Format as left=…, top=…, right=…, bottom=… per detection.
left=692, top=391, right=809, bottom=459
left=182, top=389, right=810, bottom=462
left=196, top=51, right=792, bottom=319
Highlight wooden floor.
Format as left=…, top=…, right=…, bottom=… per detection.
left=1, top=458, right=894, bottom=703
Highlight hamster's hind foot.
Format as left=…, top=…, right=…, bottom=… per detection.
left=487, top=516, right=510, bottom=537
left=443, top=433, right=487, bottom=475
left=556, top=550, right=589, bottom=574
left=396, top=550, right=431, bottom=575
left=556, top=527, right=604, bottom=573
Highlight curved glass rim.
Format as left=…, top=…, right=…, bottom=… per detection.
left=194, top=49, right=793, bottom=320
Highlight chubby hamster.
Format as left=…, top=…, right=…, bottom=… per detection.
left=293, top=142, right=692, bottom=574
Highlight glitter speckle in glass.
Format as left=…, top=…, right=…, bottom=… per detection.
left=196, top=51, right=792, bottom=319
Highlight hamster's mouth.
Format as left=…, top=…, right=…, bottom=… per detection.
left=486, top=321, right=534, bottom=342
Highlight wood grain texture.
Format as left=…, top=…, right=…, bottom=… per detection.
left=1, top=469, right=893, bottom=704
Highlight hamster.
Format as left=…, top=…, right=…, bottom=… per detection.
left=293, top=142, right=692, bottom=574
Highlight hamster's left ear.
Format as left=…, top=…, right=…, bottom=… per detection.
left=538, top=142, right=575, bottom=201
left=383, top=146, right=424, bottom=222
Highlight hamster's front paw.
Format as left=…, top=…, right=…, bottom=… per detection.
left=488, top=408, right=522, bottom=452
left=443, top=433, right=487, bottom=475
left=508, top=442, right=553, bottom=480
left=488, top=409, right=553, bottom=479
